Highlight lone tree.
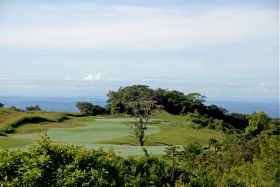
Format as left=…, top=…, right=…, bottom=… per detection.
left=0, top=103, right=4, bottom=108
left=127, top=101, right=160, bottom=146
left=164, top=145, right=180, bottom=182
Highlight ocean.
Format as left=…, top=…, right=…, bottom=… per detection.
left=0, top=96, right=279, bottom=118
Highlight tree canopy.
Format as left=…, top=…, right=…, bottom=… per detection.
left=107, top=85, right=207, bottom=115
left=76, top=102, right=107, bottom=116
left=106, top=85, right=248, bottom=129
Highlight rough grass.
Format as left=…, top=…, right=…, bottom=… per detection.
left=0, top=109, right=71, bottom=135
left=153, top=111, right=195, bottom=126
left=0, top=136, right=33, bottom=149
left=97, top=126, right=222, bottom=146
left=13, top=118, right=83, bottom=134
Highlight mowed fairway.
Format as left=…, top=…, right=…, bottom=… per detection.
left=11, top=118, right=165, bottom=156
left=3, top=116, right=223, bottom=156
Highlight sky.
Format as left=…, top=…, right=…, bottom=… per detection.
left=0, top=0, right=279, bottom=102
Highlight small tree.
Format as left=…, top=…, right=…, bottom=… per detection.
left=0, top=103, right=4, bottom=108
left=127, top=101, right=160, bottom=146
left=26, top=105, right=41, bottom=111
left=164, top=145, right=180, bottom=182
left=180, top=142, right=202, bottom=168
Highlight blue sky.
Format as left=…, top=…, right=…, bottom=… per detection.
left=0, top=0, right=278, bottom=102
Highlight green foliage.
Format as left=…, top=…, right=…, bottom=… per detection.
left=106, top=85, right=249, bottom=130
left=245, top=112, right=270, bottom=136
left=0, top=109, right=278, bottom=186
left=25, top=105, right=41, bottom=111
left=76, top=101, right=108, bottom=116
left=164, top=145, right=180, bottom=182
left=153, top=89, right=186, bottom=114
left=179, top=142, right=202, bottom=169
left=160, top=114, right=279, bottom=186
left=127, top=101, right=160, bottom=146
left=106, top=85, right=208, bottom=115
left=0, top=103, right=4, bottom=108
left=107, top=85, right=154, bottom=114
left=0, top=135, right=181, bottom=186
left=224, top=113, right=249, bottom=130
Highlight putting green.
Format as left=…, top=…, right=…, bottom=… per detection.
left=11, top=118, right=166, bottom=156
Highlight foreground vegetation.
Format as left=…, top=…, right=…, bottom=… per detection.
left=0, top=105, right=278, bottom=186
left=0, top=112, right=279, bottom=186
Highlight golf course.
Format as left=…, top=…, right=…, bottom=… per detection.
left=0, top=111, right=222, bottom=156
left=0, top=85, right=278, bottom=186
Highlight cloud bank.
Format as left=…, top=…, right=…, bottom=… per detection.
left=0, top=3, right=277, bottom=50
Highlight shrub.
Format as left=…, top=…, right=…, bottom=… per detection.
left=25, top=105, right=41, bottom=111
left=0, top=135, right=187, bottom=186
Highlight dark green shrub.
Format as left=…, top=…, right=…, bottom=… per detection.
left=25, top=105, right=41, bottom=111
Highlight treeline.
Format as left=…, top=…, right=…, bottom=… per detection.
left=76, top=85, right=250, bottom=130
left=1, top=112, right=279, bottom=186
left=0, top=103, right=42, bottom=112
left=105, top=85, right=249, bottom=130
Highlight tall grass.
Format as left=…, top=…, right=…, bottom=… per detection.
left=0, top=109, right=70, bottom=135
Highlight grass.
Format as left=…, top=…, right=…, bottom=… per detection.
left=9, top=118, right=165, bottom=156
left=13, top=117, right=84, bottom=134
left=12, top=118, right=160, bottom=144
left=0, top=136, right=33, bottom=149
left=153, top=111, right=195, bottom=126
left=0, top=110, right=224, bottom=156
left=0, top=108, right=74, bottom=134
left=97, top=126, right=222, bottom=146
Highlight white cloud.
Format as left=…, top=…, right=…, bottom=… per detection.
left=64, top=77, right=76, bottom=81
left=83, top=73, right=104, bottom=80
left=258, top=82, right=272, bottom=86
left=225, top=82, right=239, bottom=86
left=0, top=3, right=277, bottom=50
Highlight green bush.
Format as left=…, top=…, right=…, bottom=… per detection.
left=0, top=135, right=180, bottom=186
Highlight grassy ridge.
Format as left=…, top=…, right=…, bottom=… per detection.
left=0, top=109, right=69, bottom=135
